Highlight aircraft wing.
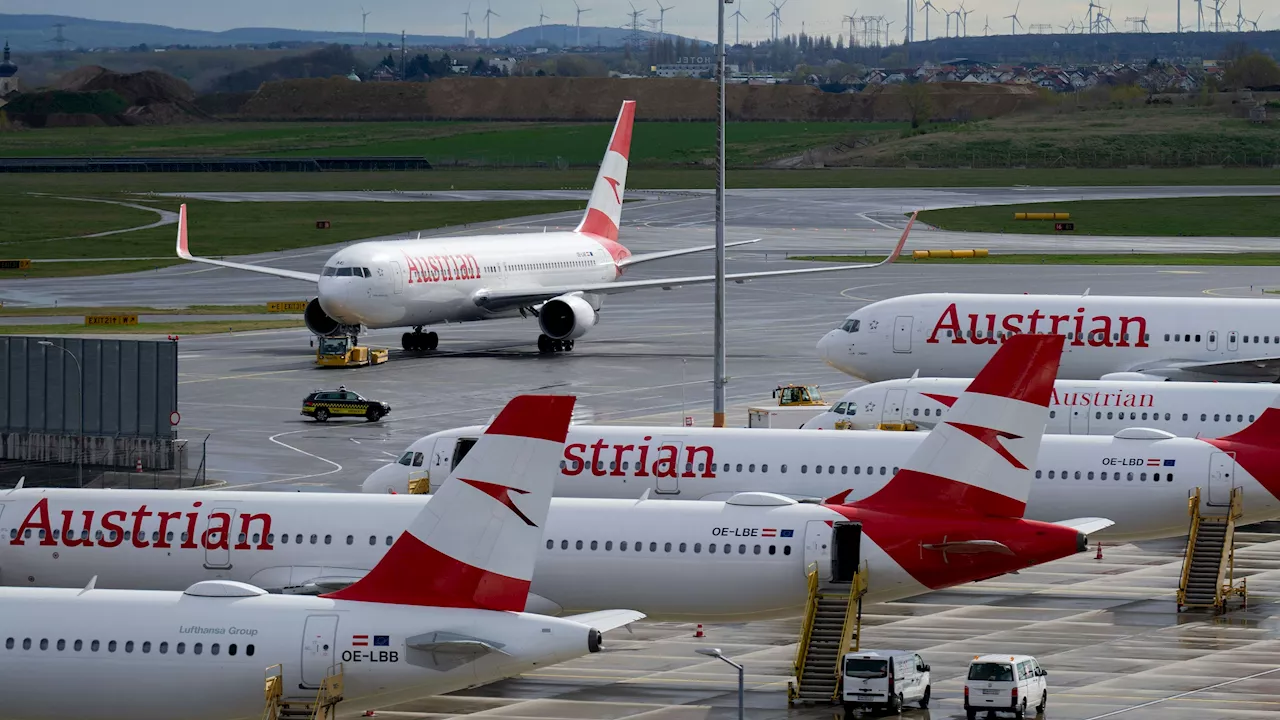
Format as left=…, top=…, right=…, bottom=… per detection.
left=620, top=239, right=760, bottom=267
left=473, top=212, right=916, bottom=313
left=563, top=609, right=647, bottom=631
left=1142, top=355, right=1280, bottom=379
left=174, top=203, right=320, bottom=283
left=1052, top=517, right=1115, bottom=535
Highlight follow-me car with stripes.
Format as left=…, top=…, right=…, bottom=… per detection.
left=301, top=387, right=390, bottom=422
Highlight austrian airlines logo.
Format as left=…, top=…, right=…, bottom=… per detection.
left=459, top=478, right=538, bottom=527
left=921, top=393, right=957, bottom=408
left=947, top=422, right=1026, bottom=469
left=605, top=176, right=622, bottom=205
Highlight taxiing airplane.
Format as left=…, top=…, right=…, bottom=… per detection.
left=802, top=377, right=1280, bottom=436
left=2, top=337, right=1101, bottom=621
left=818, top=292, right=1280, bottom=382
left=177, top=101, right=911, bottom=354
left=364, top=401, right=1280, bottom=543
left=0, top=395, right=644, bottom=720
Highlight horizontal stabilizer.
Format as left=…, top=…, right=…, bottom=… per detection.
left=920, top=539, right=1014, bottom=556
left=1052, top=517, right=1115, bottom=535
left=564, top=609, right=647, bottom=632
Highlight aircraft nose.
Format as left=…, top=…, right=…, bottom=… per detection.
left=817, top=330, right=866, bottom=379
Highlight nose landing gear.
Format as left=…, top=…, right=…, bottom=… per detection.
left=402, top=328, right=439, bottom=353
left=537, top=334, right=575, bottom=354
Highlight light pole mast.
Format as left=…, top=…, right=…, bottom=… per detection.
left=713, top=0, right=728, bottom=428
left=39, top=340, right=83, bottom=486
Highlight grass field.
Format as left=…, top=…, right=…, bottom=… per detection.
left=0, top=305, right=283, bottom=316
left=0, top=197, right=586, bottom=261
left=0, top=195, right=163, bottom=243
left=0, top=319, right=303, bottom=335
left=0, top=260, right=186, bottom=278
left=0, top=121, right=907, bottom=167
left=918, top=197, right=1280, bottom=237
left=794, top=253, right=1280, bottom=265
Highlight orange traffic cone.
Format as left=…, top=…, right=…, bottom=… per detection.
left=135, top=458, right=142, bottom=473
left=1095, top=542, right=1103, bottom=560
left=694, top=624, right=704, bottom=638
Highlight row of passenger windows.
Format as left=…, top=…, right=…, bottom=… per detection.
left=511, top=260, right=594, bottom=272
left=1043, top=411, right=1256, bottom=423
left=4, top=637, right=253, bottom=657
left=944, top=330, right=1150, bottom=342
left=1163, top=333, right=1280, bottom=344
left=563, top=460, right=899, bottom=476
left=9, top=527, right=396, bottom=547
left=546, top=538, right=793, bottom=556
left=1037, top=470, right=1175, bottom=482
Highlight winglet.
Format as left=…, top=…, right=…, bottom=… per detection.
left=324, top=394, right=575, bottom=610
left=78, top=575, right=97, bottom=595
left=886, top=211, right=917, bottom=264
left=853, top=333, right=1064, bottom=518
left=13, top=476, right=23, bottom=490
left=175, top=203, right=192, bottom=260
left=824, top=489, right=854, bottom=505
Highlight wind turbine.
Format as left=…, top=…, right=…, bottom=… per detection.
left=655, top=2, right=674, bottom=41
left=1233, top=0, right=1245, bottom=31
left=960, top=2, right=974, bottom=35
left=461, top=3, right=472, bottom=44
left=360, top=5, right=373, bottom=46
left=729, top=7, right=747, bottom=44
left=483, top=1, right=498, bottom=46
left=884, top=18, right=895, bottom=45
left=920, top=0, right=939, bottom=40
left=625, top=1, right=645, bottom=47
left=983, top=14, right=992, bottom=34
left=538, top=5, right=549, bottom=42
left=941, top=6, right=952, bottom=37
left=1004, top=1, right=1023, bottom=34
left=1211, top=0, right=1223, bottom=32
left=769, top=0, right=787, bottom=42
left=843, top=13, right=858, bottom=45
left=1248, top=10, right=1262, bottom=30
left=1192, top=0, right=1203, bottom=31
left=1139, top=5, right=1151, bottom=31
left=573, top=0, right=590, bottom=45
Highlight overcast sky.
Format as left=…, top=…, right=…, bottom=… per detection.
left=4, top=0, right=1277, bottom=42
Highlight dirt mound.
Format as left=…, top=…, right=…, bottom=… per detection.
left=51, top=65, right=207, bottom=124
left=236, top=77, right=1044, bottom=122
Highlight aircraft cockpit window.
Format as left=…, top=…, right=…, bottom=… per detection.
left=337, top=267, right=356, bottom=277
left=841, top=319, right=861, bottom=333
left=412, top=452, right=425, bottom=467
left=360, top=267, right=371, bottom=278
left=322, top=266, right=338, bottom=277
left=833, top=402, right=849, bottom=414
left=398, top=451, right=414, bottom=466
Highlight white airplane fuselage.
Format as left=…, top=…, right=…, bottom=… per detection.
left=365, top=424, right=1280, bottom=542
left=817, top=293, right=1280, bottom=383
left=320, top=231, right=620, bottom=329
left=0, top=585, right=595, bottom=720
left=802, top=377, right=1280, bottom=436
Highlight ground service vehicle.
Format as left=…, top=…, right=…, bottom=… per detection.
left=964, top=654, right=1048, bottom=719
left=842, top=650, right=931, bottom=714
left=301, top=387, right=390, bottom=422
left=314, top=334, right=388, bottom=367
left=748, top=384, right=831, bottom=428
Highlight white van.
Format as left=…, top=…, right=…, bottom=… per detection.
left=964, top=654, right=1048, bottom=719
left=842, top=649, right=931, bottom=714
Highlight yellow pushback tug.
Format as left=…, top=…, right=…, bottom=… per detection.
left=315, top=335, right=388, bottom=368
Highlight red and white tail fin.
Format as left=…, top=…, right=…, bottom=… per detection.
left=575, top=100, right=635, bottom=252
left=325, top=394, right=575, bottom=611
left=855, top=333, right=1063, bottom=518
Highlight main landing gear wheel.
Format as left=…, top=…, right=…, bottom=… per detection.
left=401, top=330, right=439, bottom=352
left=537, top=335, right=575, bottom=354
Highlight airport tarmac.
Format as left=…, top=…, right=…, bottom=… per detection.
left=374, top=527, right=1280, bottom=720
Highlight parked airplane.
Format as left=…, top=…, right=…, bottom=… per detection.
left=364, top=403, right=1280, bottom=544
left=802, top=377, right=1280, bottom=436
left=177, top=101, right=911, bottom=354
left=0, top=395, right=645, bottom=720
left=818, top=292, right=1280, bottom=382
left=1, top=337, right=1103, bottom=621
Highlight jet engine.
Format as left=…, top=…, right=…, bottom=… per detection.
left=304, top=298, right=342, bottom=336
left=538, top=294, right=599, bottom=341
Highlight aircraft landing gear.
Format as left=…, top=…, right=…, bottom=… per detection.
left=402, top=328, right=439, bottom=353
left=537, top=334, right=575, bottom=354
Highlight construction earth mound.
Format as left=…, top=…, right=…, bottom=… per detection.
left=236, top=76, right=1043, bottom=122
left=44, top=66, right=210, bottom=125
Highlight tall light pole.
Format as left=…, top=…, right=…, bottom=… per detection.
left=696, top=648, right=743, bottom=720
left=39, top=340, right=83, bottom=487
left=713, top=0, right=729, bottom=428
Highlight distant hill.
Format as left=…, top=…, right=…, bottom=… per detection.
left=0, top=13, right=699, bottom=51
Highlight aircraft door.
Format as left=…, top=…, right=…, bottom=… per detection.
left=300, top=615, right=339, bottom=688
left=655, top=439, right=684, bottom=494
left=203, top=508, right=237, bottom=570
left=893, top=316, right=914, bottom=353
left=1068, top=390, right=1092, bottom=434
left=450, top=437, right=479, bottom=471
left=1228, top=331, right=1239, bottom=351
left=883, top=389, right=906, bottom=424
left=391, top=260, right=404, bottom=294
left=804, top=520, right=834, bottom=581
left=1207, top=331, right=1218, bottom=351
left=1208, top=452, right=1236, bottom=506
left=831, top=522, right=863, bottom=583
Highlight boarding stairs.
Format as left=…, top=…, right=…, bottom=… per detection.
left=788, top=563, right=868, bottom=705
left=263, top=663, right=345, bottom=720
left=1177, top=487, right=1246, bottom=613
